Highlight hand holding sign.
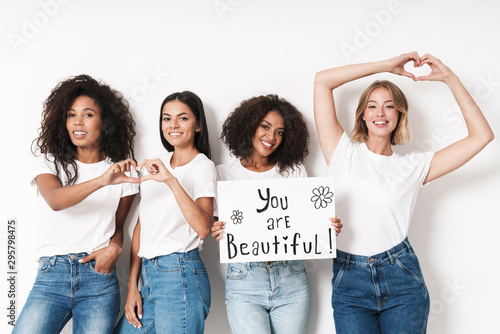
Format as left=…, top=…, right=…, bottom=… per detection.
left=212, top=220, right=225, bottom=242
left=330, top=217, right=342, bottom=236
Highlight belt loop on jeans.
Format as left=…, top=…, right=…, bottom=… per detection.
left=386, top=250, right=395, bottom=264
left=345, top=253, right=350, bottom=269
left=50, top=255, right=57, bottom=266
left=403, top=239, right=412, bottom=252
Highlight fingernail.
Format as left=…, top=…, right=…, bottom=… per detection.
left=139, top=314, right=143, bottom=319
left=78, top=259, right=83, bottom=263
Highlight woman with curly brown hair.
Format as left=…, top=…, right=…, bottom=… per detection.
left=13, top=75, right=139, bottom=334
left=212, top=94, right=342, bottom=334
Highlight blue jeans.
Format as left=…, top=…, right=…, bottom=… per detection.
left=225, top=260, right=310, bottom=334
left=114, top=249, right=210, bottom=334
left=332, top=238, right=430, bottom=333
left=13, top=253, right=120, bottom=334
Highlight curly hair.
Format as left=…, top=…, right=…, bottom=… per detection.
left=32, top=74, right=136, bottom=186
left=221, top=94, right=309, bottom=174
left=159, top=91, right=211, bottom=159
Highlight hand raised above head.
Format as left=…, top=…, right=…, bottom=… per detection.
left=414, top=54, right=454, bottom=82
left=386, top=51, right=422, bottom=81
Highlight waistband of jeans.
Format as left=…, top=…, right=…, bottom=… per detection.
left=336, top=238, right=413, bottom=267
left=235, top=260, right=301, bottom=269
left=40, top=252, right=90, bottom=265
left=144, top=248, right=201, bottom=263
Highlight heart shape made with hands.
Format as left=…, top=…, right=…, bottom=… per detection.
left=404, top=61, right=431, bottom=78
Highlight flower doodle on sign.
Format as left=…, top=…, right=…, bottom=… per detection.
left=230, top=210, right=244, bottom=224
left=311, top=186, right=334, bottom=209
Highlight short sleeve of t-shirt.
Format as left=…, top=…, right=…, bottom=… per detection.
left=191, top=158, right=217, bottom=201
left=121, top=168, right=140, bottom=198
left=31, top=154, right=58, bottom=186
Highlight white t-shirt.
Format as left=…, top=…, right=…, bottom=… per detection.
left=328, top=132, right=434, bottom=256
left=32, top=154, right=139, bottom=259
left=138, top=152, right=216, bottom=259
left=217, top=159, right=307, bottom=182
left=215, top=159, right=307, bottom=216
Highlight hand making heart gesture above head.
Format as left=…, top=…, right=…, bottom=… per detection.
left=385, top=51, right=454, bottom=83
left=414, top=53, right=454, bottom=82
left=386, top=51, right=422, bottom=80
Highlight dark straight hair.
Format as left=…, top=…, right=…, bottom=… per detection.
left=159, top=91, right=211, bottom=159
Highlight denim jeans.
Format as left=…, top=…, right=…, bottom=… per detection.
left=332, top=238, right=430, bottom=334
left=13, top=253, right=120, bottom=334
left=225, top=260, right=310, bottom=334
left=114, top=249, right=210, bottom=334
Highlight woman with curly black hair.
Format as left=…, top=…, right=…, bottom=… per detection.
left=212, top=94, right=342, bottom=334
left=13, top=75, right=139, bottom=334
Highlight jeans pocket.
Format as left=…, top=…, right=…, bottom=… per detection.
left=332, top=260, right=346, bottom=291
left=287, top=260, right=306, bottom=274
left=88, top=260, right=115, bottom=276
left=394, top=253, right=426, bottom=286
left=226, top=263, right=248, bottom=280
left=193, top=269, right=211, bottom=308
left=154, top=255, right=182, bottom=272
left=37, top=257, right=53, bottom=273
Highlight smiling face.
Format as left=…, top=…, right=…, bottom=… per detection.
left=362, top=87, right=399, bottom=141
left=66, top=95, right=102, bottom=153
left=161, top=100, right=200, bottom=151
left=250, top=111, right=285, bottom=160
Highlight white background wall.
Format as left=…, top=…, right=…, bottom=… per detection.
left=1, top=1, right=499, bottom=333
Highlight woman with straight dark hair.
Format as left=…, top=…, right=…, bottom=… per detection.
left=14, top=74, right=139, bottom=334
left=115, top=91, right=216, bottom=333
left=314, top=52, right=494, bottom=333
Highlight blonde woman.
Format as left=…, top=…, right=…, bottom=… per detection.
left=313, top=52, right=493, bottom=333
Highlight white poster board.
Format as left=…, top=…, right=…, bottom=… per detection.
left=217, top=177, right=336, bottom=263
